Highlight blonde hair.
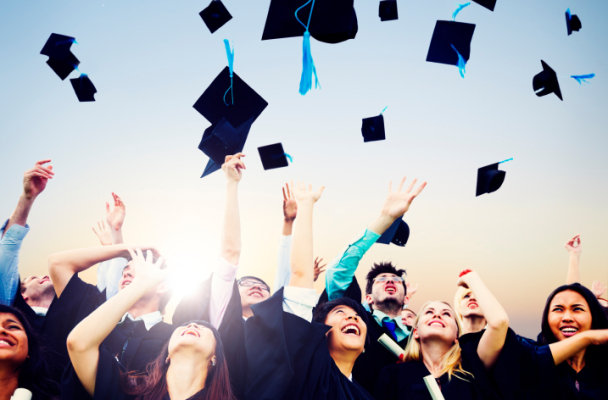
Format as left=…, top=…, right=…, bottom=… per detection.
left=453, top=286, right=472, bottom=326
left=403, top=301, right=474, bottom=381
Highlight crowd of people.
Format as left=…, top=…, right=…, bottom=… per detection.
left=1, top=157, right=607, bottom=400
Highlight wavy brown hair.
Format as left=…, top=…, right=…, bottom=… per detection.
left=121, top=320, right=235, bottom=400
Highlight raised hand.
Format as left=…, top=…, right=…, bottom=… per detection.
left=282, top=183, right=298, bottom=222
left=23, top=159, right=54, bottom=199
left=222, top=153, right=246, bottom=183
left=591, top=281, right=607, bottom=299
left=406, top=281, right=419, bottom=298
left=92, top=220, right=112, bottom=246
left=105, top=193, right=126, bottom=231
left=126, top=248, right=168, bottom=288
left=380, top=177, right=427, bottom=219
left=456, top=269, right=479, bottom=289
left=564, top=235, right=582, bottom=255
left=313, top=257, right=326, bottom=282
left=290, top=181, right=325, bottom=204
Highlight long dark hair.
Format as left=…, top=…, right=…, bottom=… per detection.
left=539, top=283, right=608, bottom=364
left=122, top=320, right=235, bottom=400
left=313, top=297, right=371, bottom=346
left=0, top=305, right=60, bottom=399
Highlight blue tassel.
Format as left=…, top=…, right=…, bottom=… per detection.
left=452, top=2, right=470, bottom=21
left=381, top=106, right=388, bottom=114
left=571, top=73, right=595, bottom=84
left=499, top=157, right=513, bottom=164
left=451, top=44, right=466, bottom=78
left=272, top=153, right=294, bottom=163
left=223, top=39, right=234, bottom=106
left=299, top=31, right=319, bottom=95
left=55, top=38, right=78, bottom=47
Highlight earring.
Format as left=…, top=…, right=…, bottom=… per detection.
left=362, top=348, right=366, bottom=353
left=211, top=358, right=216, bottom=366
left=165, top=357, right=170, bottom=364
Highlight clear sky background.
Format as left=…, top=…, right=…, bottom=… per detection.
left=1, top=0, right=606, bottom=338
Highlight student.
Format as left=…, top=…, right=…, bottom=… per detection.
left=0, top=304, right=59, bottom=400
left=62, top=249, right=235, bottom=400
left=323, top=177, right=426, bottom=393
left=401, top=307, right=416, bottom=328
left=0, top=160, right=55, bottom=330
left=375, top=270, right=509, bottom=400
left=244, top=181, right=373, bottom=400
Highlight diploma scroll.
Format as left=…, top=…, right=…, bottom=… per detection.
left=423, top=375, right=445, bottom=400
left=377, top=333, right=406, bottom=361
left=11, top=389, right=32, bottom=400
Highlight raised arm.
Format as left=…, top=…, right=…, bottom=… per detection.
left=288, top=181, right=324, bottom=289
left=564, top=235, right=582, bottom=284
left=219, top=153, right=244, bottom=265
left=325, top=177, right=426, bottom=300
left=1, top=160, right=54, bottom=305
left=274, top=184, right=297, bottom=291
left=457, top=270, right=509, bottom=369
left=548, top=329, right=608, bottom=365
left=106, top=193, right=125, bottom=245
left=591, top=281, right=608, bottom=307
left=48, top=244, right=156, bottom=297
left=66, top=249, right=167, bottom=397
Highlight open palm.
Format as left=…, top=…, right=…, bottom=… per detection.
left=381, top=177, right=427, bottom=219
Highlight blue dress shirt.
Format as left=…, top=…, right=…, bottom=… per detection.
left=0, top=219, right=29, bottom=306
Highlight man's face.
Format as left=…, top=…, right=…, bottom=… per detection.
left=118, top=262, right=135, bottom=291
left=401, top=309, right=416, bottom=327
left=368, top=273, right=406, bottom=311
left=238, top=278, right=271, bottom=309
left=21, top=275, right=54, bottom=304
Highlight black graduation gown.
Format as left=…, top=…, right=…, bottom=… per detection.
left=244, top=288, right=374, bottom=400
left=493, top=329, right=608, bottom=400
left=319, top=277, right=408, bottom=395
left=61, top=344, right=208, bottom=400
left=374, top=331, right=500, bottom=400
left=11, top=287, right=45, bottom=332
left=172, top=276, right=247, bottom=400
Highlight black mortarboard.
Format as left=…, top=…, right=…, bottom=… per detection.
left=533, top=60, right=562, bottom=101
left=472, top=0, right=496, bottom=11
left=565, top=9, right=581, bottom=36
left=377, top=217, right=410, bottom=246
left=200, top=0, right=233, bottom=34
left=261, top=0, right=358, bottom=44
left=69, top=75, right=97, bottom=102
left=379, top=0, right=398, bottom=21
left=258, top=143, right=290, bottom=170
left=40, top=33, right=80, bottom=80
left=426, top=21, right=475, bottom=66
left=361, top=114, right=385, bottom=142
left=476, top=163, right=506, bottom=196
left=199, top=116, right=254, bottom=177
left=193, top=67, right=268, bottom=128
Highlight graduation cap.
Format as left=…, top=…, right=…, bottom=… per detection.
left=200, top=0, right=233, bottom=34
left=361, top=110, right=386, bottom=142
left=258, top=143, right=292, bottom=170
left=199, top=117, right=255, bottom=177
left=70, top=74, right=97, bottom=102
left=533, top=60, right=562, bottom=101
left=377, top=217, right=410, bottom=247
left=261, top=0, right=358, bottom=44
left=379, top=0, right=398, bottom=21
left=565, top=8, right=581, bottom=36
left=476, top=158, right=511, bottom=196
left=40, top=33, right=80, bottom=80
left=193, top=67, right=268, bottom=127
left=426, top=21, right=475, bottom=68
left=472, top=0, right=496, bottom=11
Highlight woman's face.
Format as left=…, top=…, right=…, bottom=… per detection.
left=548, top=290, right=592, bottom=341
left=414, top=301, right=459, bottom=344
left=168, top=322, right=216, bottom=361
left=459, top=290, right=483, bottom=319
left=0, top=313, right=29, bottom=367
left=325, top=305, right=367, bottom=355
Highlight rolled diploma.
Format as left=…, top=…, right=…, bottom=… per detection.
left=377, top=333, right=405, bottom=361
left=423, top=375, right=445, bottom=400
left=11, top=389, right=32, bottom=400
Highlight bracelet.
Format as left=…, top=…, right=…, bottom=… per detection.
left=597, top=297, right=608, bottom=303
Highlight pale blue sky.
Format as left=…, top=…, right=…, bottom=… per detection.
left=1, top=0, right=606, bottom=338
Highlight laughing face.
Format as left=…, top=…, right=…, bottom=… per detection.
left=368, top=273, right=406, bottom=312
left=325, top=305, right=367, bottom=356
left=0, top=312, right=28, bottom=368
left=21, top=275, right=54, bottom=305
left=238, top=278, right=271, bottom=309
left=459, top=289, right=483, bottom=319
left=168, top=322, right=216, bottom=361
left=548, top=290, right=592, bottom=341
left=414, top=301, right=459, bottom=344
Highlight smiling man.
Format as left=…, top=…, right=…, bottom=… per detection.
left=322, top=176, right=426, bottom=394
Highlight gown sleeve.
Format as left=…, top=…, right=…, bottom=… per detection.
left=374, top=364, right=399, bottom=400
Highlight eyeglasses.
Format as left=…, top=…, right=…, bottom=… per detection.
left=373, top=276, right=404, bottom=284
left=238, top=280, right=270, bottom=292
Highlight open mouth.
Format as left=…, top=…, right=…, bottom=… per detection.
left=0, top=339, right=14, bottom=347
left=385, top=286, right=396, bottom=295
left=428, top=320, right=445, bottom=328
left=560, top=326, right=579, bottom=337
left=467, top=302, right=478, bottom=309
left=182, top=329, right=200, bottom=338
left=249, top=290, right=263, bottom=298
left=39, top=277, right=50, bottom=284
left=121, top=280, right=132, bottom=288
left=341, top=324, right=360, bottom=336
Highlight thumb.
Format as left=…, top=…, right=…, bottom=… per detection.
left=105, top=202, right=110, bottom=214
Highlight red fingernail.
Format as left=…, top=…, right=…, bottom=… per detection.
left=459, top=269, right=472, bottom=277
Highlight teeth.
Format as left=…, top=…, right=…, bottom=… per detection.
left=341, top=325, right=360, bottom=336
left=561, top=328, right=578, bottom=333
left=429, top=322, right=443, bottom=327
left=0, top=340, right=10, bottom=345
